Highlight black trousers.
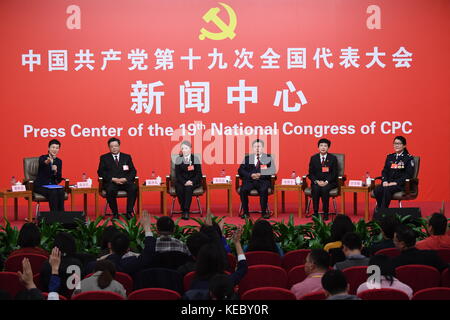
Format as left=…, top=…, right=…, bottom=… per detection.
left=34, top=186, right=65, bottom=212
left=175, top=183, right=200, bottom=212
left=373, top=185, right=402, bottom=208
left=104, top=182, right=137, bottom=214
left=311, top=183, right=337, bottom=214
left=240, top=179, right=270, bottom=214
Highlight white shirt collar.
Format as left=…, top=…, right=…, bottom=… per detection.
left=254, top=153, right=262, bottom=163
left=320, top=153, right=327, bottom=159
left=112, top=153, right=120, bottom=160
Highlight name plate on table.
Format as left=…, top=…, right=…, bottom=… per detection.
left=12, top=185, right=26, bottom=192
left=145, top=179, right=161, bottom=186
left=281, top=179, right=296, bottom=185
left=212, top=177, right=229, bottom=184
left=76, top=181, right=92, bottom=188
left=348, top=180, right=363, bottom=187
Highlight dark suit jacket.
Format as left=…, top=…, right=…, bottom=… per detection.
left=381, top=153, right=415, bottom=187
left=174, top=154, right=202, bottom=187
left=238, top=153, right=275, bottom=181
left=86, top=235, right=156, bottom=278
left=97, top=152, right=137, bottom=185
left=308, top=153, right=338, bottom=184
left=34, top=154, right=63, bottom=187
left=390, top=247, right=448, bottom=272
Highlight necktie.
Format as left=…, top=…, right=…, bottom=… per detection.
left=256, top=155, right=261, bottom=170
left=114, top=155, right=119, bottom=166
left=321, top=157, right=325, bottom=165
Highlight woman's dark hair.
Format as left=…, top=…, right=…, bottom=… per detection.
left=330, top=215, right=355, bottom=242
left=368, top=254, right=396, bottom=286
left=100, top=226, right=120, bottom=250
left=195, top=243, right=225, bottom=281
left=209, top=274, right=234, bottom=300
left=379, top=214, right=399, bottom=239
left=318, top=138, right=331, bottom=147
left=199, top=224, right=229, bottom=269
left=247, top=220, right=279, bottom=253
left=94, top=259, right=116, bottom=289
left=48, top=139, right=61, bottom=147
left=395, top=225, right=417, bottom=248
left=17, top=223, right=41, bottom=248
left=186, top=232, right=210, bottom=258
left=393, top=136, right=409, bottom=154
left=53, top=232, right=76, bottom=256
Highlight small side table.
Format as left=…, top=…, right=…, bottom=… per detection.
left=138, top=184, right=167, bottom=218
left=0, top=190, right=33, bottom=221
left=341, top=185, right=370, bottom=221
left=206, top=183, right=233, bottom=216
left=273, top=184, right=303, bottom=218
left=70, top=187, right=99, bottom=217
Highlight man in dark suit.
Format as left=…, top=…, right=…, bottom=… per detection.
left=238, top=139, right=276, bottom=219
left=308, top=138, right=338, bottom=221
left=174, top=141, right=203, bottom=220
left=97, top=137, right=137, bottom=219
left=391, top=225, right=448, bottom=272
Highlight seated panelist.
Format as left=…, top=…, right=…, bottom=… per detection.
left=307, top=138, right=338, bottom=221
left=174, top=141, right=202, bottom=220
left=373, top=136, right=414, bottom=209
left=238, top=139, right=275, bottom=219
left=97, top=137, right=137, bottom=219
left=34, top=139, right=65, bottom=212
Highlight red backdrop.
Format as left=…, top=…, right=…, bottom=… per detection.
left=1, top=0, right=449, bottom=203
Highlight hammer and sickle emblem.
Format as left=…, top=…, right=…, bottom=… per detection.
left=199, top=2, right=237, bottom=40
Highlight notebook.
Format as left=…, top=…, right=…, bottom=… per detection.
left=42, top=185, right=64, bottom=189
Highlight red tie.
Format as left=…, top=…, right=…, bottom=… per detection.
left=321, top=157, right=325, bottom=166
left=256, top=155, right=261, bottom=170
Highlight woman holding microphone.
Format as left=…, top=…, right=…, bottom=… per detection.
left=33, top=139, right=65, bottom=212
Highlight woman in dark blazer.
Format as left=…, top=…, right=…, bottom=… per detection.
left=373, top=136, right=415, bottom=209
left=34, top=139, right=65, bottom=212
left=174, top=141, right=202, bottom=220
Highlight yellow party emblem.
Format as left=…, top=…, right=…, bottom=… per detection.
left=199, top=2, right=237, bottom=40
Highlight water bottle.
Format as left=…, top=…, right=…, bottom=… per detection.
left=291, top=170, right=296, bottom=179
left=365, top=172, right=371, bottom=187
left=82, top=173, right=87, bottom=182
left=221, top=168, right=226, bottom=177
left=295, top=176, right=302, bottom=185
left=151, top=170, right=156, bottom=179
left=10, top=176, right=16, bottom=185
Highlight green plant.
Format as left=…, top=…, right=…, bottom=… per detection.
left=0, top=220, right=20, bottom=262
left=354, top=218, right=383, bottom=248
left=307, top=215, right=331, bottom=248
left=273, top=214, right=311, bottom=252
left=112, top=215, right=145, bottom=252
left=38, top=219, right=65, bottom=252
left=67, top=216, right=111, bottom=256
